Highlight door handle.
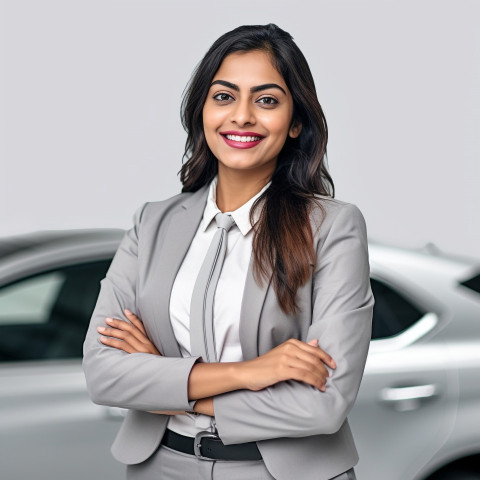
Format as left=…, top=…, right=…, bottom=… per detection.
left=379, top=384, right=440, bottom=411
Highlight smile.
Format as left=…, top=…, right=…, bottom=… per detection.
left=220, top=131, right=265, bottom=149
left=225, top=134, right=262, bottom=142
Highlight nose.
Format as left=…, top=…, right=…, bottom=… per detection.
left=231, top=99, right=255, bottom=127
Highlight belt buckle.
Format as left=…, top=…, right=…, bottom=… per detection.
left=194, top=430, right=220, bottom=461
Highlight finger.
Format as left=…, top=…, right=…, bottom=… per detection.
left=284, top=361, right=329, bottom=391
left=276, top=341, right=326, bottom=371
left=105, top=317, right=149, bottom=345
left=98, top=324, right=128, bottom=340
left=274, top=345, right=330, bottom=384
left=314, top=345, right=337, bottom=369
left=287, top=349, right=331, bottom=379
left=290, top=338, right=336, bottom=369
left=280, top=338, right=336, bottom=368
left=99, top=335, right=137, bottom=354
left=296, top=368, right=328, bottom=392
left=102, top=321, right=162, bottom=356
left=98, top=325, right=150, bottom=353
left=124, top=309, right=147, bottom=335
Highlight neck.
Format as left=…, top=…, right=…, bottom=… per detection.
left=215, top=166, right=272, bottom=212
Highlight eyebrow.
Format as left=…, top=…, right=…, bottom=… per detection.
left=210, top=80, right=287, bottom=95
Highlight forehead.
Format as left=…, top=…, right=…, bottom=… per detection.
left=212, top=50, right=287, bottom=88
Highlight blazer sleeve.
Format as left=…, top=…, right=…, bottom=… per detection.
left=213, top=203, right=374, bottom=444
left=82, top=203, right=199, bottom=412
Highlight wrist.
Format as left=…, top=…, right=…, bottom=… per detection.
left=193, top=397, right=214, bottom=416
left=192, top=399, right=202, bottom=414
left=234, top=359, right=253, bottom=390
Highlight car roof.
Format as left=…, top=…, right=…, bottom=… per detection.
left=0, top=229, right=125, bottom=260
left=369, top=240, right=478, bottom=267
left=1, top=229, right=477, bottom=281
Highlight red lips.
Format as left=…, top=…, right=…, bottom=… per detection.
left=220, top=131, right=265, bottom=149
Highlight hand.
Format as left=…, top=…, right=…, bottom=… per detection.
left=97, top=309, right=162, bottom=355
left=99, top=310, right=180, bottom=416
left=240, top=338, right=336, bottom=392
left=193, top=397, right=214, bottom=417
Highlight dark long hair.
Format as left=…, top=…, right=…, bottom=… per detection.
left=180, top=24, right=334, bottom=314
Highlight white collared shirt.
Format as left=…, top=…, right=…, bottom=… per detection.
left=167, top=176, right=270, bottom=437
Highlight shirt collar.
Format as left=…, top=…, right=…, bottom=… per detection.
left=201, top=176, right=271, bottom=236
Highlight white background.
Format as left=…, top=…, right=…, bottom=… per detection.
left=1, top=0, right=479, bottom=258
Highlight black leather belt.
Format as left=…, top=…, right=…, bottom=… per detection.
left=161, top=429, right=262, bottom=461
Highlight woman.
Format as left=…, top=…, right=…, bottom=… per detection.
left=83, top=23, right=374, bottom=480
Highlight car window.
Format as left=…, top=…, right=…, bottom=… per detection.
left=370, top=278, right=425, bottom=340
left=0, top=272, right=65, bottom=326
left=459, top=271, right=480, bottom=295
left=0, top=260, right=111, bottom=362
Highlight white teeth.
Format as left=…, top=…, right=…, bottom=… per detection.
left=225, top=134, right=261, bottom=142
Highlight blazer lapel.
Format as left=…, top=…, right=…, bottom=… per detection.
left=239, top=254, right=272, bottom=361
left=148, top=184, right=272, bottom=362
left=151, top=187, right=209, bottom=358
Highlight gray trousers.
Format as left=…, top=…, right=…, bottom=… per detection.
left=126, top=445, right=357, bottom=480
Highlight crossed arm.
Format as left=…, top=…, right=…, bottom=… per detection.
left=97, top=309, right=336, bottom=417
left=83, top=201, right=373, bottom=442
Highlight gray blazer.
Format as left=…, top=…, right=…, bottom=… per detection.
left=82, top=185, right=374, bottom=480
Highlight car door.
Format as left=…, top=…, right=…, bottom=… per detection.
left=349, top=274, right=459, bottom=480
left=0, top=259, right=126, bottom=480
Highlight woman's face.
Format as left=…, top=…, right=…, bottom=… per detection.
left=202, top=50, right=301, bottom=180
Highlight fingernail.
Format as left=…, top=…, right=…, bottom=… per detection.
left=125, top=309, right=132, bottom=315
left=332, top=361, right=337, bottom=368
left=97, top=326, right=105, bottom=332
left=105, top=318, right=113, bottom=324
left=100, top=336, right=107, bottom=341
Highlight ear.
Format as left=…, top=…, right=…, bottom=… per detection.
left=288, top=121, right=302, bottom=139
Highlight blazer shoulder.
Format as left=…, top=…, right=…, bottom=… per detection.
left=311, top=195, right=366, bottom=228
left=309, top=197, right=368, bottom=257
left=133, top=186, right=209, bottom=228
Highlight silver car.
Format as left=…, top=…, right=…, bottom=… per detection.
left=0, top=230, right=126, bottom=480
left=0, top=231, right=479, bottom=480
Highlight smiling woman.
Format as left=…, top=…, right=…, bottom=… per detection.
left=202, top=50, right=301, bottom=203
left=83, top=24, right=373, bottom=480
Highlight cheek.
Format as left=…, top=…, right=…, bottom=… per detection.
left=260, top=111, right=293, bottom=137
left=203, top=105, right=225, bottom=134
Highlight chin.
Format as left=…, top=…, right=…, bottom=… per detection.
left=219, top=160, right=268, bottom=173
left=217, top=153, right=276, bottom=171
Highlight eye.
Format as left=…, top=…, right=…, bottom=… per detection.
left=213, top=92, right=234, bottom=102
left=257, top=96, right=278, bottom=106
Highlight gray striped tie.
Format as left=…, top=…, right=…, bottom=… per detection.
left=189, top=212, right=235, bottom=363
